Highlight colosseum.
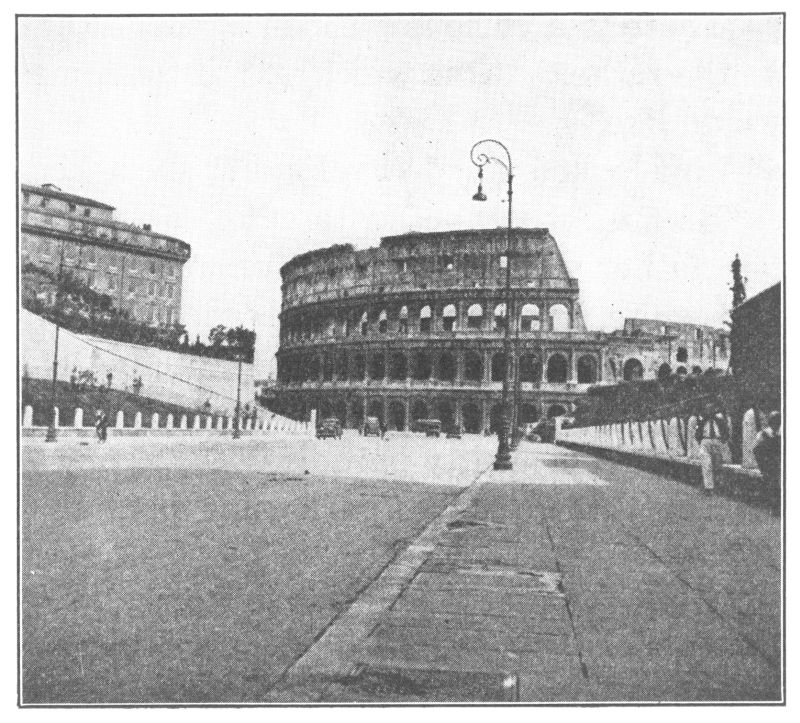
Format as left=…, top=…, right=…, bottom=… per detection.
left=274, top=228, right=730, bottom=433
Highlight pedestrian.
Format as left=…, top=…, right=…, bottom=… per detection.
left=753, top=411, right=781, bottom=492
left=379, top=418, right=387, bottom=439
left=95, top=409, right=108, bottom=443
left=695, top=399, right=731, bottom=496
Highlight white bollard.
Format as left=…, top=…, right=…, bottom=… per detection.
left=116, top=410, right=124, bottom=428
left=166, top=413, right=174, bottom=429
left=134, top=411, right=142, bottom=429
left=23, top=405, right=33, bottom=428
left=742, top=408, right=760, bottom=469
left=687, top=416, right=701, bottom=458
left=193, top=415, right=201, bottom=430
left=74, top=407, right=83, bottom=428
left=54, top=407, right=60, bottom=428
left=152, top=412, right=159, bottom=429
left=180, top=414, right=188, bottom=430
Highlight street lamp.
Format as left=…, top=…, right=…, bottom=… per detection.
left=471, top=139, right=514, bottom=471
left=232, top=349, right=243, bottom=439
left=45, top=238, right=67, bottom=442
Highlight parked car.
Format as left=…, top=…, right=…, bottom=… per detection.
left=316, top=417, right=343, bottom=439
left=412, top=418, right=441, bottom=437
left=363, top=416, right=382, bottom=437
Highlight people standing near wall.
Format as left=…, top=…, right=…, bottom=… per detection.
left=695, top=399, right=731, bottom=496
left=753, top=411, right=781, bottom=494
left=95, top=409, right=108, bottom=443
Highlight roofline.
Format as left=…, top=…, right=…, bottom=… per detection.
left=21, top=183, right=116, bottom=211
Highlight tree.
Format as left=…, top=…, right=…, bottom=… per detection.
left=208, top=324, right=228, bottom=348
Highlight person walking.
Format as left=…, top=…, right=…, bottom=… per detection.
left=95, top=409, right=109, bottom=443
left=695, top=400, right=731, bottom=496
left=753, top=411, right=781, bottom=492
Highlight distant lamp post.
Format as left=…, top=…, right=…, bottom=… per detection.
left=471, top=139, right=514, bottom=471
left=106, top=371, right=113, bottom=429
left=45, top=238, right=67, bottom=442
left=232, top=349, right=244, bottom=439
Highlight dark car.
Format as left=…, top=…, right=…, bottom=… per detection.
left=316, top=417, right=343, bottom=439
left=412, top=419, right=441, bottom=437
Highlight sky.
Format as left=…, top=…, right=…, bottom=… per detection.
left=17, top=15, right=783, bottom=377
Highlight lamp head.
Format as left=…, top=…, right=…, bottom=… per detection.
left=472, top=183, right=487, bottom=202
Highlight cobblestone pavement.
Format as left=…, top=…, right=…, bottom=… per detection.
left=21, top=434, right=782, bottom=703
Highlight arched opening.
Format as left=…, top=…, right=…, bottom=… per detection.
left=576, top=355, right=597, bottom=384
left=399, top=305, right=409, bottom=334
left=520, top=303, right=541, bottom=332
left=549, top=304, right=570, bottom=331
left=519, top=354, right=542, bottom=383
left=414, top=352, right=432, bottom=380
left=378, top=309, right=388, bottom=334
left=389, top=352, right=407, bottom=381
left=676, top=365, right=688, bottom=376
left=411, top=400, right=428, bottom=423
left=305, top=355, right=321, bottom=382
left=518, top=403, right=539, bottom=425
left=622, top=358, right=644, bottom=381
left=467, top=303, right=483, bottom=329
left=439, top=352, right=456, bottom=382
left=420, top=305, right=432, bottom=333
left=464, top=351, right=483, bottom=382
left=494, top=303, right=507, bottom=331
left=657, top=362, right=672, bottom=381
left=352, top=353, right=366, bottom=381
left=367, top=400, right=383, bottom=425
left=369, top=353, right=385, bottom=381
left=335, top=352, right=348, bottom=380
left=389, top=400, right=406, bottom=431
left=490, top=403, right=505, bottom=434
left=676, top=346, right=688, bottom=363
left=462, top=403, right=482, bottom=434
left=491, top=352, right=507, bottom=382
left=547, top=404, right=567, bottom=419
left=334, top=400, right=346, bottom=426
left=351, top=400, right=364, bottom=427
left=546, top=354, right=568, bottom=383
left=322, top=353, right=334, bottom=382
left=360, top=311, right=369, bottom=336
left=436, top=399, right=455, bottom=432
left=442, top=303, right=457, bottom=332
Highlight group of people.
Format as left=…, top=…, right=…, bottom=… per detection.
left=695, top=399, right=781, bottom=499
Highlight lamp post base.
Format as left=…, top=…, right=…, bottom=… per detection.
left=45, top=426, right=57, bottom=442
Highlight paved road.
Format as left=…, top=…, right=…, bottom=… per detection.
left=20, top=434, right=781, bottom=703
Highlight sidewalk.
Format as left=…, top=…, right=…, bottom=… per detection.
left=269, top=443, right=781, bottom=703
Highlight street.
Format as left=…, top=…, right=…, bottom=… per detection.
left=20, top=433, right=781, bottom=703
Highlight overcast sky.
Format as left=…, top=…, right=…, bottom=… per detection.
left=18, top=15, right=783, bottom=376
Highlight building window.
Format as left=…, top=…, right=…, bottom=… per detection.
left=150, top=260, right=156, bottom=275
left=166, top=308, right=174, bottom=325
left=83, top=208, right=91, bottom=217
left=69, top=203, right=76, bottom=213
left=129, top=280, right=137, bottom=295
left=23, top=192, right=30, bottom=204
left=40, top=197, right=48, bottom=208
left=467, top=303, right=483, bottom=329
left=107, top=274, right=116, bottom=291
left=419, top=305, right=432, bottom=334
left=360, top=311, right=369, bottom=336
left=395, top=259, right=408, bottom=273
left=88, top=272, right=96, bottom=289
left=378, top=309, right=388, bottom=334
left=149, top=281, right=156, bottom=296
left=167, top=284, right=174, bottom=299
left=399, top=305, right=409, bottom=334
left=442, top=304, right=457, bottom=332
left=676, top=346, right=688, bottom=363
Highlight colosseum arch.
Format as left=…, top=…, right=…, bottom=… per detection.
left=411, top=399, right=428, bottom=423
left=360, top=311, right=369, bottom=336
left=494, top=303, right=507, bottom=331
left=519, top=353, right=542, bottom=383
left=351, top=399, right=364, bottom=426
left=657, top=362, right=672, bottom=381
left=576, top=355, right=598, bottom=384
left=389, top=351, right=408, bottom=381
left=622, top=357, right=644, bottom=381
left=464, top=351, right=483, bottom=382
left=367, top=400, right=384, bottom=424
left=518, top=403, right=539, bottom=425
left=388, top=400, right=406, bottom=430
left=352, top=353, right=366, bottom=380
left=520, top=303, right=541, bottom=332
left=436, top=399, right=456, bottom=431
left=491, top=352, right=507, bottom=382
left=305, top=354, right=321, bottom=382
left=420, top=305, right=432, bottom=333
left=676, top=365, right=688, bottom=376
left=461, top=402, right=482, bottom=433
left=467, top=303, right=483, bottom=329
left=335, top=351, right=348, bottom=380
left=399, top=305, right=409, bottom=334
left=439, top=351, right=456, bottom=382
left=547, top=403, right=567, bottom=419
left=549, top=304, right=570, bottom=332
left=378, top=309, right=388, bottom=334
left=442, top=303, right=457, bottom=332
left=369, top=352, right=385, bottom=380
left=322, top=352, right=334, bottom=381
left=546, top=353, right=568, bottom=383
left=414, top=351, right=432, bottom=380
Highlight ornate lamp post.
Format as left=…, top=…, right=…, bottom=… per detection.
left=471, top=139, right=514, bottom=470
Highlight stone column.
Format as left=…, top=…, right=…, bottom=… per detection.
left=570, top=352, right=577, bottom=383
left=166, top=413, right=174, bottom=429
left=180, top=414, right=188, bottom=429
left=481, top=398, right=489, bottom=434
left=483, top=350, right=492, bottom=384
left=456, top=350, right=464, bottom=385
left=404, top=397, right=411, bottom=430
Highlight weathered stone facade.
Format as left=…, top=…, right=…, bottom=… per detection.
left=274, top=228, right=729, bottom=431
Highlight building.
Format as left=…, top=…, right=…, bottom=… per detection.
left=273, top=228, right=729, bottom=432
left=20, top=183, right=191, bottom=327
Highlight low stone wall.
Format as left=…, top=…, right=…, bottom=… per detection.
left=21, top=405, right=314, bottom=439
left=555, top=409, right=774, bottom=496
